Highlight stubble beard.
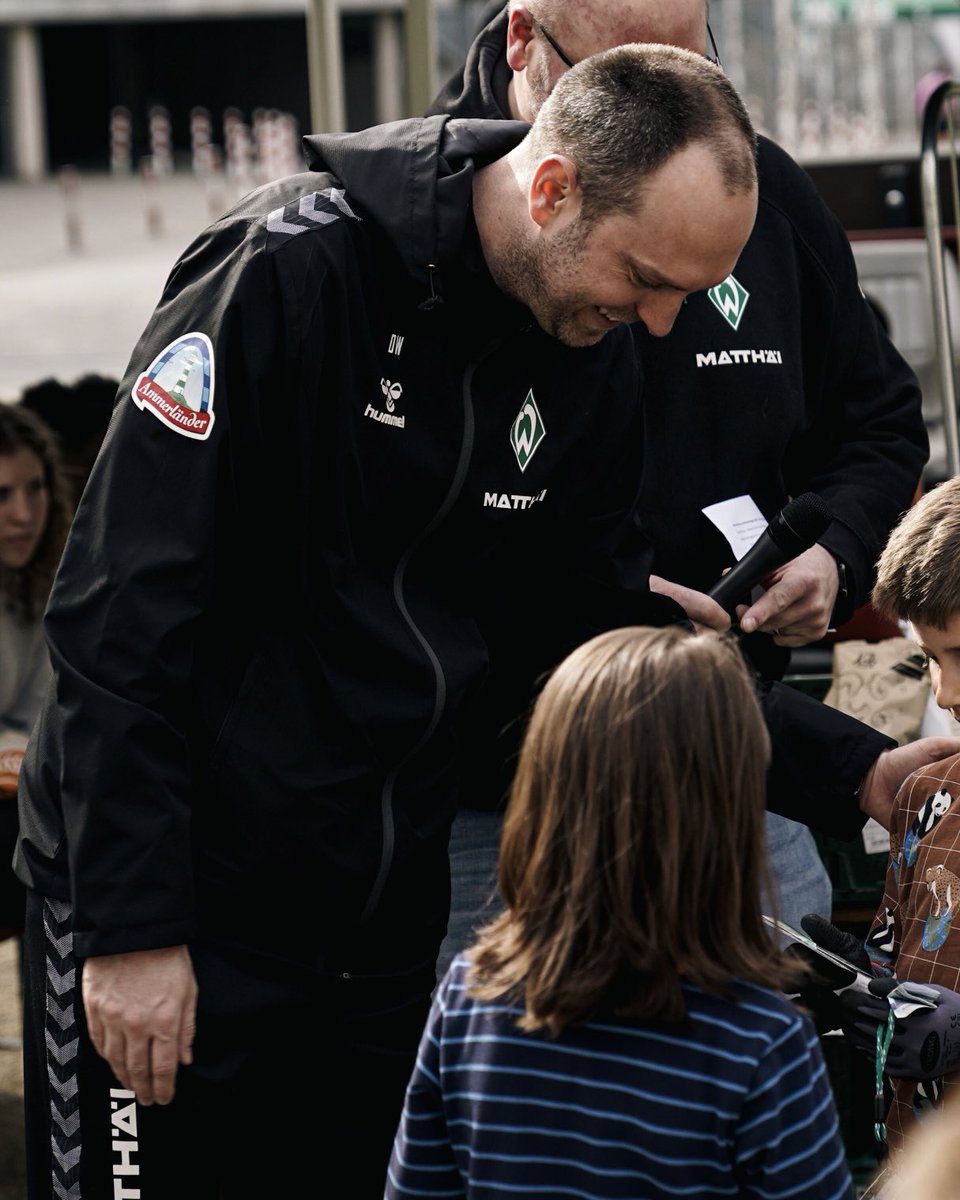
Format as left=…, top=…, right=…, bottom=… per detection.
left=488, top=219, right=601, bottom=347
left=525, top=52, right=555, bottom=121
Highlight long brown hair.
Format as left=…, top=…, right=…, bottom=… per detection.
left=0, top=404, right=72, bottom=621
left=469, top=625, right=799, bottom=1033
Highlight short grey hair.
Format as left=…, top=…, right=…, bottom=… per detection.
left=524, top=42, right=756, bottom=223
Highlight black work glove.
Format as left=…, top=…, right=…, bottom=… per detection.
left=836, top=977, right=960, bottom=1080
left=791, top=915, right=960, bottom=1079
left=800, top=913, right=872, bottom=975
left=785, top=913, right=873, bottom=1034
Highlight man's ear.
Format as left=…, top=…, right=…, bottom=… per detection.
left=506, top=6, right=536, bottom=72
left=528, top=155, right=579, bottom=229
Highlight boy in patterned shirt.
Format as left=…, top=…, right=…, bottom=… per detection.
left=863, top=475, right=960, bottom=1149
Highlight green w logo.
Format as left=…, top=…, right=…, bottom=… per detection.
left=708, top=275, right=750, bottom=331
left=510, top=390, right=546, bottom=473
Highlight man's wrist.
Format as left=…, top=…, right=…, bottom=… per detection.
left=857, top=748, right=891, bottom=823
left=830, top=554, right=851, bottom=627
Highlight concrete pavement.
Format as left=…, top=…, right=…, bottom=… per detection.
left=0, top=169, right=250, bottom=400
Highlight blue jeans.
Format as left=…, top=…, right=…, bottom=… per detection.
left=435, top=808, right=504, bottom=982
left=435, top=807, right=833, bottom=981
left=763, top=811, right=833, bottom=936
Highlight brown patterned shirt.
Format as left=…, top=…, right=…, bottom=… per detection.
left=868, top=752, right=960, bottom=1150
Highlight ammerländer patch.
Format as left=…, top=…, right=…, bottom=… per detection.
left=132, top=332, right=215, bottom=441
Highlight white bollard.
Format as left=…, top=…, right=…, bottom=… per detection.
left=58, top=165, right=83, bottom=253
left=139, top=155, right=164, bottom=238
left=251, top=107, right=269, bottom=183
left=190, top=106, right=212, bottom=176
left=232, top=122, right=256, bottom=198
left=263, top=109, right=283, bottom=182
left=278, top=112, right=302, bottom=176
left=148, top=105, right=173, bottom=176
left=204, top=144, right=227, bottom=221
left=109, top=106, right=132, bottom=176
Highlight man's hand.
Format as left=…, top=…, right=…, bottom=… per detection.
left=82, top=945, right=197, bottom=1106
left=737, top=544, right=839, bottom=646
left=648, top=575, right=731, bottom=634
left=858, top=738, right=960, bottom=829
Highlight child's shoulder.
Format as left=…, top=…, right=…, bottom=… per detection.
left=682, top=979, right=810, bottom=1044
left=438, top=953, right=474, bottom=1007
left=901, top=751, right=960, bottom=795
left=894, top=751, right=960, bottom=822
left=437, top=953, right=523, bottom=1019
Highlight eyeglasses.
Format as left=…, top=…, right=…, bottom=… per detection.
left=535, top=17, right=723, bottom=73
left=534, top=18, right=576, bottom=69
left=706, top=23, right=722, bottom=69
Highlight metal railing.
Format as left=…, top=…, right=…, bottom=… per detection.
left=921, top=79, right=960, bottom=478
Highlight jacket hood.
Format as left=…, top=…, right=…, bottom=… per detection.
left=426, top=6, right=512, bottom=122
left=302, top=115, right=528, bottom=291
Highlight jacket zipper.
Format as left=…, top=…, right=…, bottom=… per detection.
left=359, top=329, right=512, bottom=923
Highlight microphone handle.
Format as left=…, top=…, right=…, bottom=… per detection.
left=707, top=530, right=795, bottom=615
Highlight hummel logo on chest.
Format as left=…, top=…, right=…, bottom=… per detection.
left=364, top=402, right=405, bottom=428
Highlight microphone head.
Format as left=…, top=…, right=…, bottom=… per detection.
left=770, top=492, right=833, bottom=555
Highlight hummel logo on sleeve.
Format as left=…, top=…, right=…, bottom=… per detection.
left=266, top=189, right=361, bottom=242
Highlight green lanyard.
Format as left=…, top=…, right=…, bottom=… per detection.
left=873, top=1008, right=896, bottom=1144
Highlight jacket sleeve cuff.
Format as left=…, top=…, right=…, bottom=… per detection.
left=761, top=680, right=895, bottom=840
left=819, top=526, right=870, bottom=620
left=71, top=915, right=196, bottom=960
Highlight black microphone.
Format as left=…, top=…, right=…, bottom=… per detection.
left=708, top=492, right=833, bottom=616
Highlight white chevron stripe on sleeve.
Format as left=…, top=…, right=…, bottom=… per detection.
left=266, top=206, right=305, bottom=236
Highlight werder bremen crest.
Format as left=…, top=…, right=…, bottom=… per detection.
left=510, top=390, right=546, bottom=473
left=708, top=275, right=750, bottom=331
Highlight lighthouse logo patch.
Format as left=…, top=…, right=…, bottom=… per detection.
left=132, top=332, right=216, bottom=441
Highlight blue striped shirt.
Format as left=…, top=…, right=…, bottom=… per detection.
left=385, top=956, right=853, bottom=1199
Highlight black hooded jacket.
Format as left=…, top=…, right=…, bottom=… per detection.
left=429, top=6, right=928, bottom=681
left=16, top=109, right=897, bottom=970
left=15, top=117, right=685, bottom=969
left=427, top=7, right=909, bottom=825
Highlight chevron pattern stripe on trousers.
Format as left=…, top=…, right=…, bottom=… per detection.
left=43, top=897, right=82, bottom=1200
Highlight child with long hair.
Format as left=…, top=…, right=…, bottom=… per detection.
left=387, top=625, right=852, bottom=1199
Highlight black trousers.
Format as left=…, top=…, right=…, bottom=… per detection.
left=22, top=891, right=435, bottom=1199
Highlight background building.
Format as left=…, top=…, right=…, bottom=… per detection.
left=2, top=1, right=956, bottom=183
left=716, top=0, right=959, bottom=159
left=0, top=0, right=495, bottom=180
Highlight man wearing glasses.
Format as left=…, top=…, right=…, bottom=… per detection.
left=430, top=0, right=929, bottom=972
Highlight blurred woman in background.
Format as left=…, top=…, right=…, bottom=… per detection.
left=0, top=405, right=72, bottom=940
